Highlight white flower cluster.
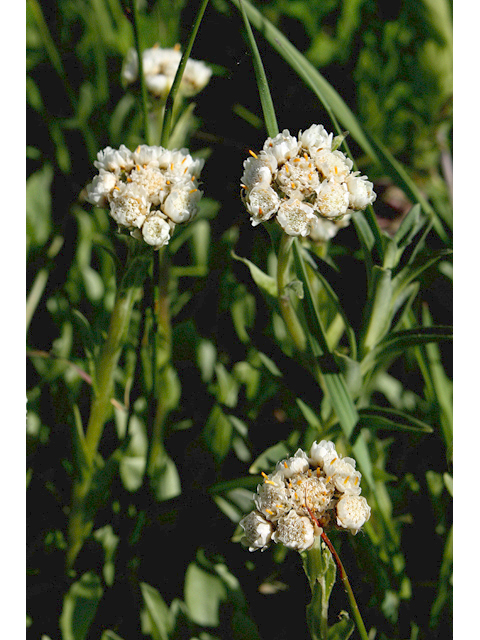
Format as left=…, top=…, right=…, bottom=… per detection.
left=122, top=45, right=212, bottom=99
left=240, top=440, right=371, bottom=553
left=241, top=126, right=376, bottom=239
left=86, top=144, right=204, bottom=249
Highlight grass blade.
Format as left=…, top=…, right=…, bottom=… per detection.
left=350, top=407, right=434, bottom=443
left=161, top=0, right=210, bottom=147
left=238, top=0, right=278, bottom=138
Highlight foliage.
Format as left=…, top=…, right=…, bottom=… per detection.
left=27, top=1, right=452, bottom=639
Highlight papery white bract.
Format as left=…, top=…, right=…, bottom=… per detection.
left=86, top=144, right=204, bottom=249
left=241, top=125, right=377, bottom=240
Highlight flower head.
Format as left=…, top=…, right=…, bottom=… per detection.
left=121, top=45, right=212, bottom=99
left=239, top=440, right=370, bottom=553
left=86, top=144, right=204, bottom=249
left=241, top=125, right=376, bottom=240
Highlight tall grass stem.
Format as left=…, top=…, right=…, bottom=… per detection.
left=161, top=0, right=210, bottom=147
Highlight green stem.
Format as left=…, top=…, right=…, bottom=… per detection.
left=303, top=537, right=333, bottom=639
left=83, top=287, right=136, bottom=462
left=67, top=243, right=150, bottom=569
left=276, top=233, right=306, bottom=351
left=131, top=0, right=153, bottom=146
left=161, top=0, right=210, bottom=147
left=147, top=247, right=172, bottom=476
left=321, top=531, right=370, bottom=640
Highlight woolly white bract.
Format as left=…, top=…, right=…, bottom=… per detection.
left=86, top=144, right=204, bottom=249
left=241, top=126, right=376, bottom=239
left=239, top=440, right=371, bottom=553
left=122, top=45, right=212, bottom=99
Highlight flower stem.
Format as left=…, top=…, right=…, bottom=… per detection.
left=83, top=286, right=136, bottom=462
left=146, top=247, right=172, bottom=476
left=276, top=232, right=306, bottom=351
left=161, top=0, right=210, bottom=148
left=302, top=537, right=334, bottom=639
left=67, top=242, right=150, bottom=570
left=321, top=531, right=370, bottom=640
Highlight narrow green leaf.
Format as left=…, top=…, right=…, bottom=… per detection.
left=26, top=164, right=53, bottom=249
left=238, top=0, right=278, bottom=137
left=327, top=616, right=355, bottom=640
left=443, top=473, right=453, bottom=497
left=360, top=266, right=393, bottom=356
left=366, top=134, right=449, bottom=240
left=393, top=204, right=424, bottom=248
left=150, top=455, right=181, bottom=502
left=301, top=540, right=337, bottom=640
left=84, top=447, right=124, bottom=522
left=392, top=249, right=452, bottom=295
left=421, top=306, right=453, bottom=460
left=72, top=404, right=90, bottom=475
left=350, top=407, right=433, bottom=444
left=93, top=525, right=119, bottom=587
left=231, top=251, right=278, bottom=299
left=292, top=240, right=375, bottom=488
left=391, top=282, right=420, bottom=333
left=101, top=632, right=125, bottom=640
left=184, top=563, right=227, bottom=627
left=249, top=442, right=290, bottom=474
left=306, top=251, right=357, bottom=359
left=296, top=398, right=322, bottom=431
left=361, top=326, right=453, bottom=374
left=430, top=525, right=453, bottom=627
left=140, top=583, right=173, bottom=640
left=229, top=0, right=376, bottom=159
left=203, top=404, right=233, bottom=461
left=161, top=0, right=210, bottom=147
left=109, top=94, right=136, bottom=147
left=351, top=211, right=375, bottom=277
left=59, top=572, right=103, bottom=640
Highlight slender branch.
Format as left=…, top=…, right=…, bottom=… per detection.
left=276, top=233, right=306, bottom=351
left=66, top=242, right=151, bottom=569
left=146, top=247, right=172, bottom=476
left=161, top=0, right=210, bottom=147
left=321, top=531, right=370, bottom=640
